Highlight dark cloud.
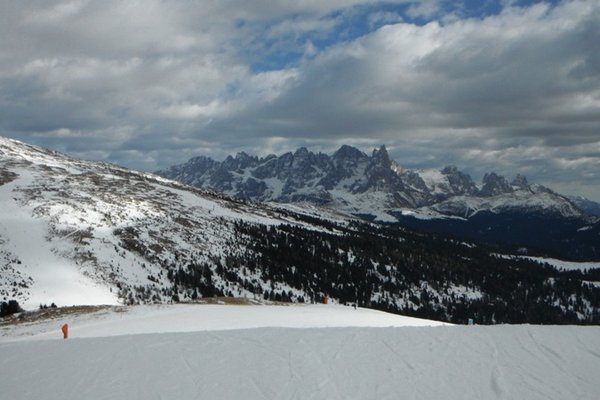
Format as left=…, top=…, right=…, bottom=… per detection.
left=0, top=0, right=599, bottom=200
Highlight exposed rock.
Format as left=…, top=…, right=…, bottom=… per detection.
left=480, top=172, right=513, bottom=197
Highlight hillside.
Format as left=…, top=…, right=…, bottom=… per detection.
left=1, top=304, right=599, bottom=400
left=1, top=136, right=600, bottom=324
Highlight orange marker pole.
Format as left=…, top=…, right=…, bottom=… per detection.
left=61, top=324, right=69, bottom=339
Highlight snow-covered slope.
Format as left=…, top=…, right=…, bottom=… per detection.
left=518, top=256, right=600, bottom=272
left=1, top=304, right=599, bottom=400
left=569, top=195, right=600, bottom=217
left=0, top=303, right=447, bottom=342
left=0, top=137, right=352, bottom=308
left=424, top=186, right=584, bottom=219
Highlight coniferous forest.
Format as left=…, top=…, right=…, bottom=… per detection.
left=167, top=215, right=600, bottom=325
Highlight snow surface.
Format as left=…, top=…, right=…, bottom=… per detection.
left=416, top=168, right=449, bottom=194
left=0, top=303, right=447, bottom=342
left=1, top=304, right=599, bottom=400
left=521, top=256, right=600, bottom=272
left=0, top=166, right=118, bottom=307
left=495, top=254, right=600, bottom=272
left=427, top=189, right=583, bottom=219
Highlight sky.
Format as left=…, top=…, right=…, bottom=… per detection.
left=0, top=0, right=599, bottom=200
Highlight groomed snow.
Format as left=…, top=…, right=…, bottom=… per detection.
left=1, top=304, right=599, bottom=400
left=0, top=303, right=447, bottom=342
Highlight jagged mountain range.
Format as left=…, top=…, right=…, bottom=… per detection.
left=156, top=145, right=591, bottom=222
left=1, top=136, right=599, bottom=324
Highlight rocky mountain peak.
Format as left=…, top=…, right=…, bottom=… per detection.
left=440, top=165, right=478, bottom=196
left=294, top=147, right=310, bottom=157
left=235, top=151, right=253, bottom=161
left=480, top=172, right=513, bottom=197
left=371, top=145, right=391, bottom=169
left=181, top=155, right=215, bottom=170
left=234, top=151, right=257, bottom=169
left=333, top=145, right=367, bottom=162
left=511, top=174, right=530, bottom=189
left=291, top=147, right=316, bottom=168
left=441, top=165, right=459, bottom=175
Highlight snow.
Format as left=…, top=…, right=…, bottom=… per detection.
left=329, top=189, right=399, bottom=222
left=0, top=303, right=447, bottom=342
left=1, top=304, right=599, bottom=400
left=522, top=256, right=600, bottom=272
left=0, top=167, right=118, bottom=308
left=416, top=168, right=447, bottom=194
left=398, top=207, right=465, bottom=220
left=494, top=253, right=600, bottom=272
left=428, top=189, right=583, bottom=219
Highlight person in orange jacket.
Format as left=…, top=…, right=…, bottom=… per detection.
left=61, top=324, right=68, bottom=339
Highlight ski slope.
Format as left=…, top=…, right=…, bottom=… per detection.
left=0, top=303, right=447, bottom=342
left=1, top=304, right=599, bottom=400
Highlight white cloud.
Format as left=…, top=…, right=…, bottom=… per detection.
left=159, top=102, right=222, bottom=120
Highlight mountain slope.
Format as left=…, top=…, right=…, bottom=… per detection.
left=569, top=195, right=600, bottom=217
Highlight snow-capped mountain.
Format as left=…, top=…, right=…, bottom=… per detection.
left=157, top=145, right=588, bottom=222
left=2, top=136, right=599, bottom=324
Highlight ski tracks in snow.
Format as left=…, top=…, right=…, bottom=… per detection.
left=2, top=325, right=600, bottom=399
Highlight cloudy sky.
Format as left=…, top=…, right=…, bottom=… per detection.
left=1, top=0, right=599, bottom=200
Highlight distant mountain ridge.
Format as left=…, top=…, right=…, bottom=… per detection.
left=156, top=145, right=589, bottom=222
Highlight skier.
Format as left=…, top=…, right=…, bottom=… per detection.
left=61, top=324, right=69, bottom=339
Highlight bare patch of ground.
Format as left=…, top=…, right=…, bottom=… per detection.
left=0, top=305, right=126, bottom=326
